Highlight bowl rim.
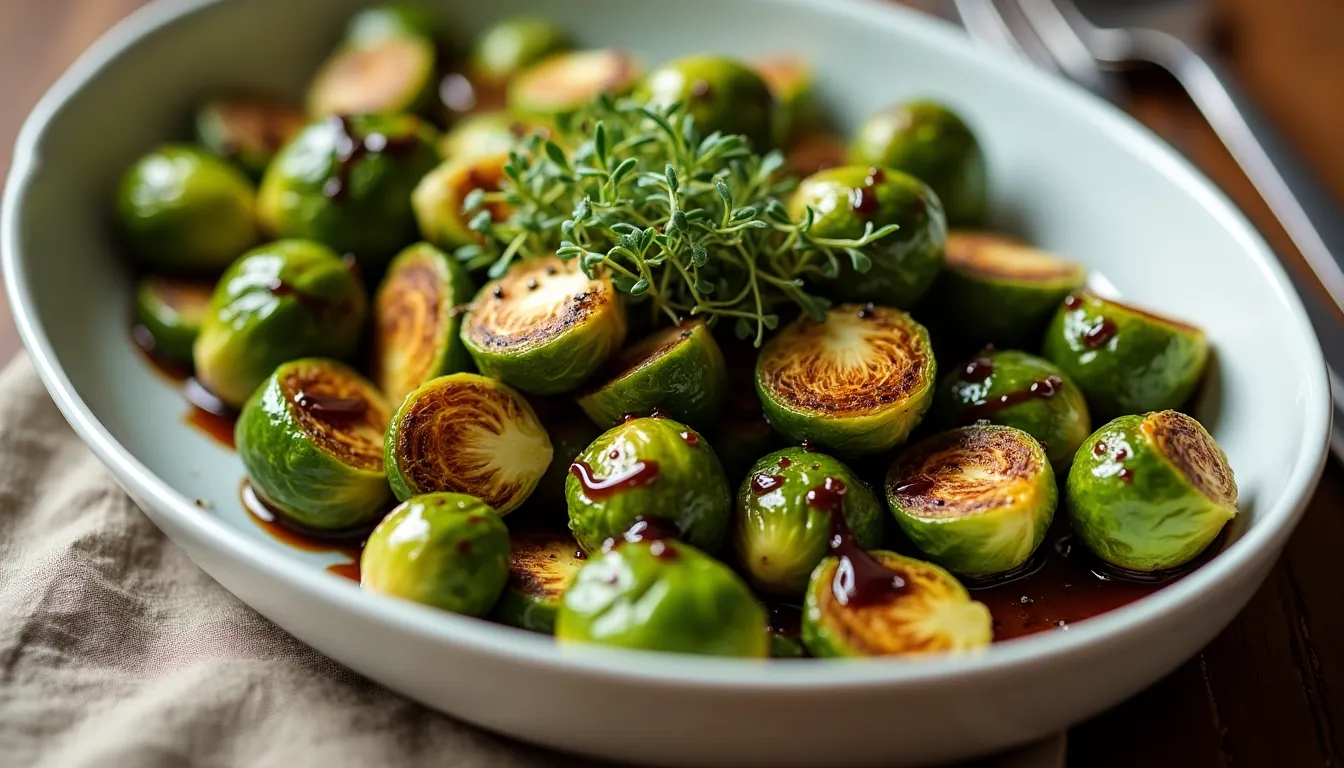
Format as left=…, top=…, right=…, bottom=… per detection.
left=2, top=0, right=1332, bottom=689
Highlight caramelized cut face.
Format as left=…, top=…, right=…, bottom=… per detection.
left=507, top=530, right=585, bottom=602
left=464, top=257, right=615, bottom=352
left=280, top=361, right=390, bottom=471
left=888, top=426, right=1044, bottom=520
left=309, top=37, right=432, bottom=116
left=373, top=253, right=448, bottom=403
left=945, top=231, right=1082, bottom=284
left=1143, top=410, right=1237, bottom=507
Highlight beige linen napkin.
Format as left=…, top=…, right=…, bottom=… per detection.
left=0, top=355, right=1063, bottom=768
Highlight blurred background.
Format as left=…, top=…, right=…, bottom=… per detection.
left=1, top=0, right=1341, bottom=765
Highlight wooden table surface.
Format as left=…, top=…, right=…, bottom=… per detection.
left=2, top=1, right=1342, bottom=765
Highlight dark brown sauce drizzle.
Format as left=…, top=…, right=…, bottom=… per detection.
left=606, top=516, right=682, bottom=559
left=962, top=356, right=994, bottom=383
left=750, top=473, right=786, bottom=495
left=295, top=390, right=367, bottom=421
left=184, top=378, right=237, bottom=449
left=1083, top=319, right=1118, bottom=349
left=961, top=376, right=1064, bottom=422
left=856, top=302, right=877, bottom=319
left=131, top=324, right=191, bottom=381
left=326, top=561, right=362, bottom=582
left=678, top=430, right=700, bottom=447
left=809, top=477, right=908, bottom=607
left=891, top=475, right=935, bottom=496
left=1063, top=294, right=1083, bottom=311
left=689, top=79, right=714, bottom=99
left=240, top=480, right=367, bottom=576
left=568, top=460, right=661, bottom=499
left=778, top=457, right=792, bottom=469
left=848, top=167, right=885, bottom=219
left=323, top=115, right=422, bottom=201
left=800, top=439, right=817, bottom=452
left=767, top=602, right=803, bottom=640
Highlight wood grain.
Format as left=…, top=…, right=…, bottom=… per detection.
left=0, top=2, right=1341, bottom=766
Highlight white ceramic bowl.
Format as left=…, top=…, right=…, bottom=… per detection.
left=2, top=0, right=1331, bottom=764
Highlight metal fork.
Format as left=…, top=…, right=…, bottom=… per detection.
left=954, top=0, right=1344, bottom=459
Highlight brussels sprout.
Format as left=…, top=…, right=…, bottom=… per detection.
left=886, top=425, right=1056, bottom=576
left=115, top=145, right=258, bottom=274
left=361, top=493, right=510, bottom=616
left=752, top=56, right=819, bottom=147
left=802, top=549, right=992, bottom=657
left=469, top=16, right=571, bottom=88
left=1066, top=410, right=1236, bottom=572
left=344, top=4, right=438, bottom=47
left=195, top=95, right=306, bottom=180
left=636, top=55, right=775, bottom=148
left=577, top=319, right=728, bottom=430
left=460, top=256, right=626, bottom=395
left=714, top=411, right=784, bottom=489
left=525, top=397, right=603, bottom=512
left=784, top=132, right=848, bottom=178
left=1043, top=293, right=1209, bottom=420
left=371, top=243, right=476, bottom=405
left=733, top=447, right=883, bottom=595
left=439, top=112, right=552, bottom=161
left=556, top=537, right=769, bottom=657
left=235, top=359, right=392, bottom=530
left=508, top=49, right=641, bottom=118
left=412, top=153, right=511, bottom=250
left=849, top=101, right=988, bottom=226
left=258, top=114, right=440, bottom=277
left=566, top=416, right=730, bottom=554
left=932, top=349, right=1091, bottom=471
left=193, top=239, right=366, bottom=408
left=307, top=9, right=437, bottom=118
left=492, top=530, right=586, bottom=633
left=755, top=304, right=936, bottom=455
left=933, top=231, right=1087, bottom=348
left=385, top=372, right=552, bottom=513
left=789, top=166, right=947, bottom=308
left=134, top=277, right=212, bottom=366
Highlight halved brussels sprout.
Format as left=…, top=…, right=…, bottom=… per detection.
left=492, top=529, right=585, bottom=633
left=115, top=145, right=259, bottom=274
left=307, top=20, right=437, bottom=118
left=932, top=349, right=1091, bottom=471
left=886, top=425, right=1056, bottom=576
left=258, top=114, right=440, bottom=277
left=235, top=358, right=392, bottom=530
left=752, top=56, right=818, bottom=147
left=789, top=166, right=947, bottom=308
left=733, top=447, right=883, bottom=595
left=576, top=318, right=729, bottom=430
left=384, top=373, right=552, bottom=513
left=371, top=243, right=476, bottom=405
left=566, top=416, right=730, bottom=554
left=344, top=4, right=438, bottom=47
left=194, top=239, right=366, bottom=408
left=135, top=277, right=212, bottom=366
left=1043, top=292, right=1209, bottom=420
left=412, top=153, right=511, bottom=250
left=934, top=231, right=1087, bottom=348
left=556, top=538, right=769, bottom=657
left=460, top=256, right=626, bottom=395
left=1066, top=411, right=1236, bottom=572
left=439, top=112, right=551, bottom=162
left=849, top=101, right=988, bottom=226
left=755, top=304, right=936, bottom=455
left=469, top=16, right=571, bottom=88
left=803, top=549, right=992, bottom=657
left=508, top=49, right=641, bottom=118
left=636, top=55, right=775, bottom=148
left=361, top=493, right=510, bottom=616
left=784, top=132, right=848, bottom=178
left=195, top=94, right=306, bottom=180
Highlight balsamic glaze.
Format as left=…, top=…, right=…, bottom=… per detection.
left=750, top=473, right=786, bottom=495
left=962, top=356, right=994, bottom=383
left=679, top=430, right=700, bottom=447
left=240, top=480, right=367, bottom=580
left=961, top=376, right=1064, bottom=422
left=890, top=475, right=935, bottom=496
left=294, top=391, right=368, bottom=420
left=1063, top=294, right=1083, bottom=311
left=184, top=378, right=237, bottom=449
left=568, top=460, right=661, bottom=499
left=323, top=115, right=423, bottom=201
left=849, top=187, right=879, bottom=218
left=808, top=477, right=909, bottom=607
left=1083, top=319, right=1118, bottom=349
left=778, top=457, right=792, bottom=469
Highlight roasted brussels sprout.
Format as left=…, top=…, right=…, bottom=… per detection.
left=733, top=447, right=883, bottom=595
left=576, top=319, right=729, bottom=430
left=803, top=549, right=992, bottom=657
left=460, top=256, right=626, bottom=395
left=115, top=145, right=258, bottom=274
left=1066, top=410, right=1236, bottom=572
left=886, top=425, right=1056, bottom=576
left=257, top=114, right=440, bottom=276
left=1043, top=293, right=1209, bottom=420
left=439, top=112, right=551, bottom=161
left=636, top=55, right=775, bottom=148
left=195, top=95, right=306, bottom=180
left=469, top=16, right=571, bottom=88
left=932, top=349, right=1091, bottom=471
left=361, top=493, right=510, bottom=616
left=134, top=277, right=212, bottom=366
left=193, top=239, right=366, bottom=408
left=566, top=416, right=730, bottom=554
left=849, top=101, right=988, bottom=226
left=384, top=373, right=552, bottom=514
left=492, top=530, right=585, bottom=633
left=412, top=153, right=510, bottom=250
left=371, top=243, right=476, bottom=405
left=508, top=48, right=641, bottom=117
left=556, top=537, right=769, bottom=657
left=307, top=7, right=438, bottom=117
left=235, top=359, right=392, bottom=530
left=790, top=165, right=947, bottom=308
left=933, top=231, right=1087, bottom=348
left=755, top=304, right=936, bottom=455
left=526, top=397, right=603, bottom=511
left=752, top=56, right=818, bottom=147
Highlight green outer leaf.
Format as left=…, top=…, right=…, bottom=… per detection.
left=135, top=276, right=211, bottom=366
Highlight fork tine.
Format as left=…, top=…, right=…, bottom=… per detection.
left=1015, top=0, right=1121, bottom=101
left=953, top=0, right=1061, bottom=74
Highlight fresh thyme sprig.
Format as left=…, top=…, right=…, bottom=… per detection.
left=456, top=94, right=899, bottom=346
